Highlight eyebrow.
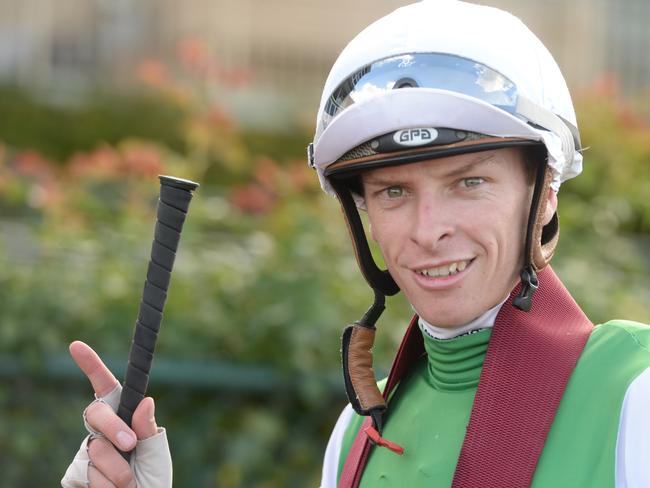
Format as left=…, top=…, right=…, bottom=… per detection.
left=362, top=174, right=402, bottom=187
left=362, top=153, right=498, bottom=187
left=442, top=153, right=497, bottom=178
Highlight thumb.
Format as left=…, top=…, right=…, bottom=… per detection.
left=132, top=397, right=159, bottom=440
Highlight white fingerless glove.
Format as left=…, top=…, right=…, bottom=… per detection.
left=61, top=385, right=172, bottom=487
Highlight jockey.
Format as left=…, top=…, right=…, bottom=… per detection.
left=312, top=1, right=650, bottom=487
left=62, top=2, right=650, bottom=487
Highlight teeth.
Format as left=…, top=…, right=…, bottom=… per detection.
left=418, top=260, right=470, bottom=277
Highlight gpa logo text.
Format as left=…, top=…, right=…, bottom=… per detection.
left=393, top=128, right=439, bottom=147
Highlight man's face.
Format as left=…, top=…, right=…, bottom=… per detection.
left=361, top=147, right=554, bottom=327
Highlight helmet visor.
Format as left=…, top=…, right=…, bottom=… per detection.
left=319, top=53, right=518, bottom=136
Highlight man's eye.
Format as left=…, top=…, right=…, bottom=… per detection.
left=384, top=186, right=404, bottom=198
left=461, top=177, right=484, bottom=188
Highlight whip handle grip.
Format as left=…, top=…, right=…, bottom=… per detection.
left=116, top=176, right=198, bottom=432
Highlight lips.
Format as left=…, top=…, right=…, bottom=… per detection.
left=410, top=258, right=475, bottom=288
left=415, top=259, right=472, bottom=278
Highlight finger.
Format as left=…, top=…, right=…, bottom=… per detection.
left=88, top=438, right=136, bottom=488
left=70, top=341, right=119, bottom=397
left=132, top=397, right=158, bottom=440
left=85, top=401, right=137, bottom=452
left=88, top=464, right=117, bottom=488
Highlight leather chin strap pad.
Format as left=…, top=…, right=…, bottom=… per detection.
left=530, top=165, right=559, bottom=272
left=341, top=324, right=387, bottom=415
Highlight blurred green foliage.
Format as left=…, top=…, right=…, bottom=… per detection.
left=0, top=62, right=649, bottom=486
left=0, top=85, right=186, bottom=162
left=0, top=54, right=413, bottom=486
left=554, top=77, right=650, bottom=323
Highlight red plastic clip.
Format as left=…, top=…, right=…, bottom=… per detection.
left=363, top=425, right=405, bottom=455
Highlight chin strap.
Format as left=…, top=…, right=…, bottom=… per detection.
left=513, top=154, right=547, bottom=311
left=513, top=265, right=538, bottom=312
left=341, top=289, right=403, bottom=453
left=331, top=179, right=400, bottom=296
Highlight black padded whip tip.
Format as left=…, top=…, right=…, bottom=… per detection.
left=158, top=175, right=199, bottom=192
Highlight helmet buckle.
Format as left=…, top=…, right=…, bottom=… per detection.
left=307, top=143, right=315, bottom=168
left=513, top=266, right=539, bottom=312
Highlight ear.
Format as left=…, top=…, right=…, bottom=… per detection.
left=542, top=188, right=558, bottom=226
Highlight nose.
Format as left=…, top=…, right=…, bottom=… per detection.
left=410, top=193, right=454, bottom=250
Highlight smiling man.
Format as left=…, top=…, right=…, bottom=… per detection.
left=311, top=1, right=650, bottom=487
left=61, top=1, right=650, bottom=487
left=360, top=148, right=545, bottom=328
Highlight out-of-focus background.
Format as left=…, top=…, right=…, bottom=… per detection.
left=0, top=0, right=648, bottom=486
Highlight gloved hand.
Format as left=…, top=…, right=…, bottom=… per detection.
left=61, top=341, right=173, bottom=488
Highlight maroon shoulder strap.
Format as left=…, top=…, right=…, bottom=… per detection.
left=339, top=267, right=593, bottom=488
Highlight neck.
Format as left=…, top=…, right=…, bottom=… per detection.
left=418, top=298, right=508, bottom=340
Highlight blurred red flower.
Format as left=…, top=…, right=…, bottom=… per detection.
left=136, top=60, right=169, bottom=87
left=68, top=145, right=122, bottom=178
left=122, top=143, right=165, bottom=178
left=177, top=37, right=211, bottom=70
left=14, top=151, right=55, bottom=179
left=230, top=183, right=276, bottom=215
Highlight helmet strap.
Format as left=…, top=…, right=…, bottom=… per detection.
left=330, top=179, right=400, bottom=296
left=331, top=178, right=397, bottom=432
left=513, top=157, right=548, bottom=311
left=513, top=265, right=539, bottom=311
left=340, top=289, right=388, bottom=430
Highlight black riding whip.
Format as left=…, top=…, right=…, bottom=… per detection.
left=116, top=175, right=199, bottom=459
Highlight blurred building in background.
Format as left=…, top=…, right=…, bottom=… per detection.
left=0, top=0, right=648, bottom=127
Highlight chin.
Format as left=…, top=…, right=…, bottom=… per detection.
left=415, top=305, right=480, bottom=329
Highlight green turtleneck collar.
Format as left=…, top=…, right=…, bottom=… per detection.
left=421, top=327, right=492, bottom=392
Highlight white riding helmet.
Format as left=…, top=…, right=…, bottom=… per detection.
left=309, top=0, right=582, bottom=196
